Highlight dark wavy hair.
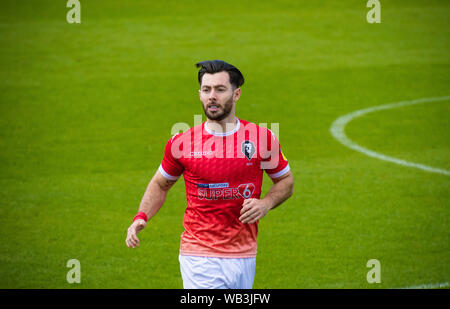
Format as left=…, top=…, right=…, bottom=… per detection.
left=196, top=60, right=245, bottom=89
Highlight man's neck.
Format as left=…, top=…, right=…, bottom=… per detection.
left=206, top=114, right=238, bottom=134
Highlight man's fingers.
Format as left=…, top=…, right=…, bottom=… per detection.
left=126, top=235, right=134, bottom=248
left=239, top=206, right=259, bottom=223
left=126, top=227, right=141, bottom=248
left=131, top=233, right=139, bottom=246
left=239, top=206, right=257, bottom=220
left=240, top=204, right=250, bottom=215
left=128, top=237, right=138, bottom=248
left=242, top=198, right=255, bottom=207
left=126, top=237, right=135, bottom=248
left=241, top=211, right=260, bottom=224
left=240, top=198, right=270, bottom=223
left=247, top=216, right=260, bottom=224
left=240, top=199, right=256, bottom=214
left=129, top=230, right=140, bottom=246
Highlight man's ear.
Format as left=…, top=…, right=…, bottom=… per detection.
left=233, top=87, right=241, bottom=102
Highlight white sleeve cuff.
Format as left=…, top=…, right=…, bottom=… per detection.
left=158, top=165, right=180, bottom=181
left=267, top=163, right=290, bottom=179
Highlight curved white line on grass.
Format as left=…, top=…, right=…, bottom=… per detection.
left=330, top=96, right=450, bottom=176
left=398, top=282, right=450, bottom=289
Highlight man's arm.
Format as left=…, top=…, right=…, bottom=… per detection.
left=126, top=170, right=177, bottom=248
left=239, top=171, right=294, bottom=224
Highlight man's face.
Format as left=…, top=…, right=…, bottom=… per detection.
left=199, top=71, right=240, bottom=121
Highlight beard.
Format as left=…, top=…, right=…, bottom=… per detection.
left=202, top=96, right=234, bottom=121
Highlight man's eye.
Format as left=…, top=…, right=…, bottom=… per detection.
left=202, top=89, right=210, bottom=92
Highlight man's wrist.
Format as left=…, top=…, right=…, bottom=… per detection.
left=261, top=197, right=274, bottom=212
left=133, top=211, right=148, bottom=223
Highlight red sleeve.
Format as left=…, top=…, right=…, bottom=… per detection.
left=159, top=135, right=184, bottom=180
left=261, top=129, right=290, bottom=179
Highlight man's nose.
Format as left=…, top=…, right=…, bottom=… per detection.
left=208, top=89, right=218, bottom=100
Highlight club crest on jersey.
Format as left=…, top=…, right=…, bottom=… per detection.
left=241, top=140, right=256, bottom=161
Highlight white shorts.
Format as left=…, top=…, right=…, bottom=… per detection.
left=179, top=254, right=256, bottom=289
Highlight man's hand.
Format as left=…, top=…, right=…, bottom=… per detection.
left=126, top=219, right=147, bottom=248
left=239, top=198, right=271, bottom=224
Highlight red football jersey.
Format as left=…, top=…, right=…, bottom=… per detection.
left=159, top=118, right=290, bottom=258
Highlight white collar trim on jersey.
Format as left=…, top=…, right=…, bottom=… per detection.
left=204, top=117, right=240, bottom=137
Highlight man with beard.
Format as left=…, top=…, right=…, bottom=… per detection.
left=126, top=60, right=294, bottom=289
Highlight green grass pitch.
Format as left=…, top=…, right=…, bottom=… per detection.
left=0, top=0, right=448, bottom=288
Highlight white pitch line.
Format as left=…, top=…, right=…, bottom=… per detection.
left=398, top=282, right=450, bottom=289
left=330, top=96, right=450, bottom=176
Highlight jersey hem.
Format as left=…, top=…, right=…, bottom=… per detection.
left=179, top=250, right=257, bottom=259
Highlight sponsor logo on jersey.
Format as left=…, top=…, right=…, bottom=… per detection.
left=190, top=151, right=214, bottom=157
left=196, top=183, right=229, bottom=188
left=197, top=183, right=255, bottom=200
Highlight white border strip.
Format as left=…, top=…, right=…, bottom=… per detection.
left=330, top=96, right=450, bottom=176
